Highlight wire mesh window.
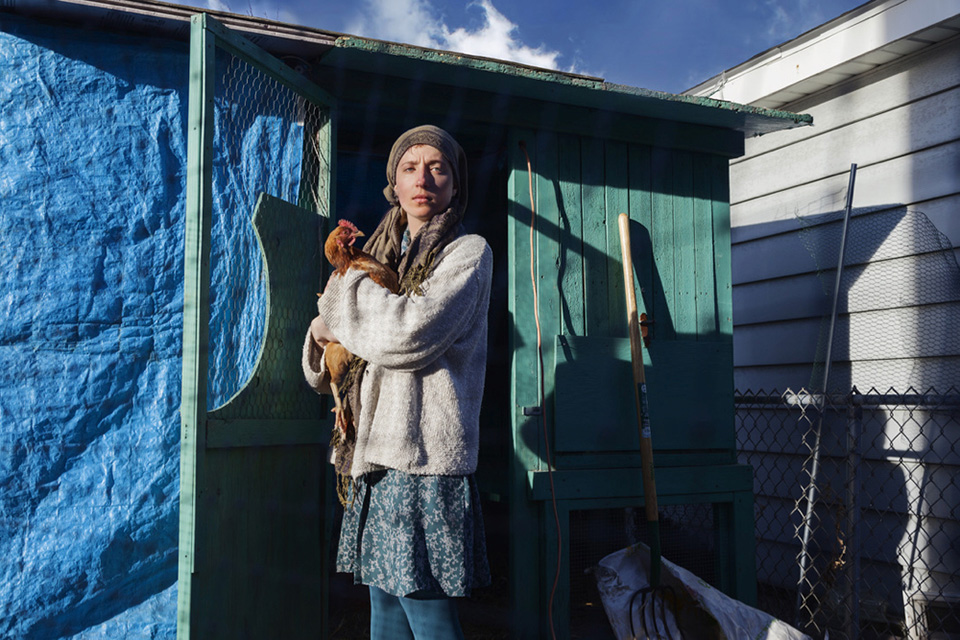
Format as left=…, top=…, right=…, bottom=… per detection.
left=205, top=49, right=330, bottom=411
left=736, top=387, right=960, bottom=640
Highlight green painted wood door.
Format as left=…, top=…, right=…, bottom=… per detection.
left=178, top=15, right=336, bottom=639
left=506, top=128, right=744, bottom=637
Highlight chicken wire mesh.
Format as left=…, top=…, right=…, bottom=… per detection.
left=797, top=206, right=960, bottom=394
left=205, top=49, right=330, bottom=413
left=735, top=206, right=960, bottom=639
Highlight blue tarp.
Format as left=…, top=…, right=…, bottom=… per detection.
left=0, top=15, right=188, bottom=638
left=2, top=11, right=321, bottom=635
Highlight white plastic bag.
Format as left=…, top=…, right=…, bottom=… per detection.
left=592, top=543, right=812, bottom=639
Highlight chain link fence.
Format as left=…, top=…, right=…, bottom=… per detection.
left=737, top=387, right=960, bottom=639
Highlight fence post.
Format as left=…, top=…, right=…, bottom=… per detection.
left=843, top=390, right=863, bottom=640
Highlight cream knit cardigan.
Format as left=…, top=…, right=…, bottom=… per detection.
left=302, top=234, right=492, bottom=478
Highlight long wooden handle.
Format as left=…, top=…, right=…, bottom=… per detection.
left=618, top=214, right=659, bottom=528
left=619, top=215, right=646, bottom=389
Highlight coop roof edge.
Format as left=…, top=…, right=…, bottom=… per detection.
left=327, top=35, right=812, bottom=137
left=4, top=0, right=812, bottom=137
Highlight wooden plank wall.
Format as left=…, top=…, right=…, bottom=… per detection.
left=511, top=129, right=732, bottom=346
left=727, top=33, right=960, bottom=607
left=509, top=126, right=736, bottom=470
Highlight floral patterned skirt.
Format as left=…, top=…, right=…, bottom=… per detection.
left=336, top=469, right=491, bottom=598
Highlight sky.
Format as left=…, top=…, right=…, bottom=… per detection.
left=181, top=0, right=869, bottom=94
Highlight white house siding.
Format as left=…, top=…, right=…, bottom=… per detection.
left=731, top=33, right=960, bottom=392
left=725, top=28, right=960, bottom=630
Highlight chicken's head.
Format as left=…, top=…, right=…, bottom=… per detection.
left=334, top=219, right=364, bottom=248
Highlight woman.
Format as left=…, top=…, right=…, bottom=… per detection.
left=302, top=125, right=492, bottom=639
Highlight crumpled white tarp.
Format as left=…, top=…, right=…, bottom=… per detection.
left=592, top=543, right=812, bottom=639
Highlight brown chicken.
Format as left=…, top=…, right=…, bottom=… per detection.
left=320, top=220, right=400, bottom=436
left=324, top=219, right=400, bottom=292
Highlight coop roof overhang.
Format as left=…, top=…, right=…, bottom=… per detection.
left=6, top=0, right=812, bottom=149
left=320, top=36, right=811, bottom=140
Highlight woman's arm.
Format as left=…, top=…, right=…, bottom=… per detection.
left=301, top=302, right=333, bottom=394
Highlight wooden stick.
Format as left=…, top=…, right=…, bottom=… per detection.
left=618, top=213, right=661, bottom=587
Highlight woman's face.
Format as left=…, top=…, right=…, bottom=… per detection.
left=394, top=144, right=456, bottom=227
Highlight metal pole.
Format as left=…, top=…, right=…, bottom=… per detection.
left=795, top=164, right=858, bottom=627
left=821, top=164, right=857, bottom=401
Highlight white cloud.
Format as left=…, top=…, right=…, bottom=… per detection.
left=345, top=0, right=444, bottom=48
left=201, top=0, right=232, bottom=12
left=443, top=0, right=563, bottom=69
left=763, top=0, right=826, bottom=44
left=766, top=5, right=792, bottom=41
left=346, top=0, right=571, bottom=72
left=199, top=0, right=304, bottom=26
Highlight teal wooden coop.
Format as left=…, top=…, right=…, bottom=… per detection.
left=176, top=13, right=811, bottom=639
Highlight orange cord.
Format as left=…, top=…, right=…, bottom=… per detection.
left=519, top=140, right=562, bottom=640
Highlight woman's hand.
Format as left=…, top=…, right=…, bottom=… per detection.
left=310, top=314, right=338, bottom=347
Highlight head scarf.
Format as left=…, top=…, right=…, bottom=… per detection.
left=332, top=125, right=468, bottom=503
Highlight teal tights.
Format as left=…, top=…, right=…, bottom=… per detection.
left=369, top=586, right=465, bottom=640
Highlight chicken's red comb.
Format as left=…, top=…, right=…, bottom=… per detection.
left=337, top=219, right=360, bottom=233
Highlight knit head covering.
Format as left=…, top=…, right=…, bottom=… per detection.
left=363, top=125, right=468, bottom=293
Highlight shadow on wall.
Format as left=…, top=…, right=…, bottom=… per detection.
left=733, top=203, right=960, bottom=635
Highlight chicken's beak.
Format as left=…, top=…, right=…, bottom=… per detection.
left=355, top=230, right=366, bottom=237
